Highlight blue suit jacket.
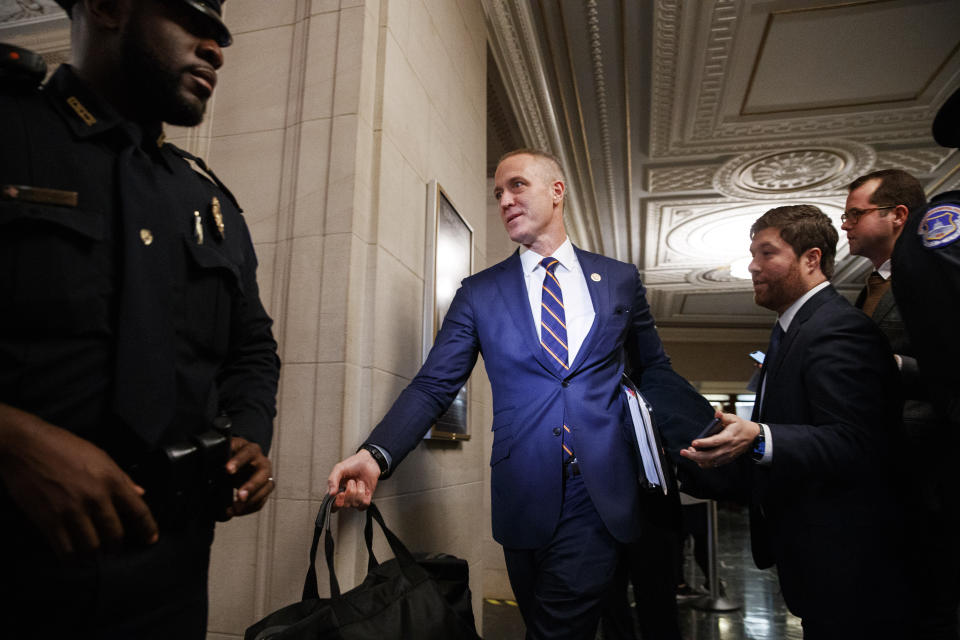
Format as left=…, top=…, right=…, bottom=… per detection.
left=366, top=246, right=682, bottom=548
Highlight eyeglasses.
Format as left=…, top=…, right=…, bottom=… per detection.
left=840, top=205, right=895, bottom=224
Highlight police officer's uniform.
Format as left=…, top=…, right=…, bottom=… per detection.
left=893, top=190, right=960, bottom=425
left=891, top=85, right=960, bottom=639
left=0, top=6, right=279, bottom=636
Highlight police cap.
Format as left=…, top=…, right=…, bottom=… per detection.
left=55, top=0, right=232, bottom=48
left=933, top=85, right=960, bottom=149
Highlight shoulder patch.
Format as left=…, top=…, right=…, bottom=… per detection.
left=919, top=204, right=960, bottom=249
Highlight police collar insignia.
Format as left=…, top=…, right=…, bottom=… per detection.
left=66, top=95, right=96, bottom=126
left=919, top=205, right=960, bottom=249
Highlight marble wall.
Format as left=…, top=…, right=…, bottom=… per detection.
left=169, top=1, right=491, bottom=637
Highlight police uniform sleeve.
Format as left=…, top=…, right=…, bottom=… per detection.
left=216, top=221, right=280, bottom=453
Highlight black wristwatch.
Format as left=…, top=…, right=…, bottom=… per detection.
left=750, top=425, right=766, bottom=463
left=359, top=444, right=390, bottom=478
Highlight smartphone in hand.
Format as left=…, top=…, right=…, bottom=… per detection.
left=694, top=416, right=723, bottom=441
left=748, top=350, right=765, bottom=364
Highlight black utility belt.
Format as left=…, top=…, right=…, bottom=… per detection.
left=125, top=419, right=235, bottom=527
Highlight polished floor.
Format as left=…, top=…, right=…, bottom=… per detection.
left=482, top=503, right=802, bottom=639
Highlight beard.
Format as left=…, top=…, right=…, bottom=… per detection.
left=120, top=31, right=207, bottom=126
left=754, top=262, right=807, bottom=313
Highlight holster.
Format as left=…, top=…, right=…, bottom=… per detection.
left=126, top=416, right=234, bottom=527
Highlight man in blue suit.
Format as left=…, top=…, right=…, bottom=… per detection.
left=328, top=149, right=691, bottom=639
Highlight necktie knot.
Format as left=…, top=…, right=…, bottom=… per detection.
left=862, top=271, right=891, bottom=317
left=541, top=257, right=560, bottom=274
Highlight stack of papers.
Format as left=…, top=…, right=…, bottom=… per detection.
left=622, top=383, right=669, bottom=495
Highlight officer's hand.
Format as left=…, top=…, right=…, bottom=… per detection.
left=0, top=404, right=158, bottom=555
left=680, top=412, right=761, bottom=468
left=327, top=450, right=380, bottom=510
left=224, top=436, right=274, bottom=518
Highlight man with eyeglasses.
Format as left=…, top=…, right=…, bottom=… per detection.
left=842, top=169, right=925, bottom=370
left=842, top=169, right=952, bottom=634
left=890, top=86, right=960, bottom=640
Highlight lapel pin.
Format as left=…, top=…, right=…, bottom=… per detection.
left=193, top=210, right=204, bottom=245
left=140, top=228, right=154, bottom=246
left=591, top=273, right=601, bottom=282
left=211, top=196, right=225, bottom=241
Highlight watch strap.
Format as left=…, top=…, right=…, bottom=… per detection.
left=750, top=424, right=766, bottom=463
left=359, top=444, right=390, bottom=478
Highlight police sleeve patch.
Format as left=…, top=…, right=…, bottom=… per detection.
left=919, top=204, right=960, bottom=249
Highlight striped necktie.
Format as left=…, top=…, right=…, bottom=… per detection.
left=540, top=257, right=569, bottom=372
left=540, top=257, right=575, bottom=463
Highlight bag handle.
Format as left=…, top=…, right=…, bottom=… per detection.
left=364, top=510, right=378, bottom=572
left=363, top=503, right=419, bottom=570
left=301, top=495, right=421, bottom=602
left=302, top=493, right=338, bottom=601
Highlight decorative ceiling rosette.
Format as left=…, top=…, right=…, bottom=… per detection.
left=713, top=140, right=876, bottom=199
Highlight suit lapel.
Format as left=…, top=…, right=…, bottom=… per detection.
left=756, top=286, right=839, bottom=421
left=495, top=250, right=558, bottom=374
left=568, top=247, right=607, bottom=374
left=764, top=285, right=837, bottom=391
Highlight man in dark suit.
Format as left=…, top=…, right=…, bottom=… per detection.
left=681, top=205, right=907, bottom=639
left=843, top=169, right=955, bottom=635
left=842, top=169, right=926, bottom=376
left=328, top=149, right=702, bottom=639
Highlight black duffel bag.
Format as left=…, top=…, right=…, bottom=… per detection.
left=245, top=494, right=481, bottom=640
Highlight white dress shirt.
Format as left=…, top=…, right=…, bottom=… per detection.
left=876, top=258, right=892, bottom=280
left=519, top=238, right=595, bottom=366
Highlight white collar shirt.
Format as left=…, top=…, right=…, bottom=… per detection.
left=519, top=238, right=595, bottom=366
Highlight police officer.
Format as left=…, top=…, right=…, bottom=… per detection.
left=891, top=85, right=960, bottom=639
left=0, top=1, right=280, bottom=637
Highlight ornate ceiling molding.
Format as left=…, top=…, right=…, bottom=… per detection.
left=713, top=139, right=875, bottom=199
left=875, top=147, right=954, bottom=176
left=646, top=164, right=720, bottom=192
left=649, top=0, right=940, bottom=159
left=585, top=0, right=616, bottom=232
left=482, top=0, right=551, bottom=151
left=0, top=0, right=62, bottom=27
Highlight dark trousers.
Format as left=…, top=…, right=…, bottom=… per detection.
left=503, top=473, right=621, bottom=640
left=600, top=491, right=682, bottom=640
left=904, top=420, right=960, bottom=640
left=678, top=501, right=709, bottom=585
left=775, top=518, right=910, bottom=640
left=1, top=509, right=214, bottom=640
left=906, top=494, right=960, bottom=639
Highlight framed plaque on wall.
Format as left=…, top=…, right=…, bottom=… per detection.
left=422, top=180, right=473, bottom=440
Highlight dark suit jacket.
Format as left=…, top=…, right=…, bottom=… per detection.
left=366, top=247, right=694, bottom=549
left=855, top=285, right=920, bottom=392
left=749, top=285, right=905, bottom=620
